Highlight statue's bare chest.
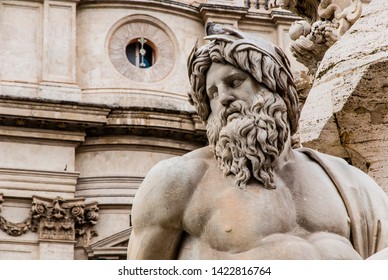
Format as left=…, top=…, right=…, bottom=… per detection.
left=182, top=172, right=350, bottom=253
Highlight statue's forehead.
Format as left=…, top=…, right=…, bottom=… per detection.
left=206, top=63, right=246, bottom=81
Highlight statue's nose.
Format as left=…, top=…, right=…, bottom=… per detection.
left=218, top=87, right=235, bottom=106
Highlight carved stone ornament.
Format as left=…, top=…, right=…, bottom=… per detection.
left=0, top=194, right=99, bottom=243
left=108, top=15, right=176, bottom=83
left=0, top=193, right=32, bottom=236
left=281, top=0, right=363, bottom=75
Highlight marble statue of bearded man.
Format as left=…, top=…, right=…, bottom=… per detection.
left=127, top=24, right=388, bottom=260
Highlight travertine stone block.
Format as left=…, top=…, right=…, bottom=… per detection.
left=299, top=0, right=388, bottom=190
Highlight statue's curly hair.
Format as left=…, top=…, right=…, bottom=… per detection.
left=187, top=27, right=300, bottom=136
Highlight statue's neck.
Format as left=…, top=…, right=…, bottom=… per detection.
left=273, top=135, right=295, bottom=172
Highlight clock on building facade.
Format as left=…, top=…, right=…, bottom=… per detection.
left=108, top=15, right=176, bottom=83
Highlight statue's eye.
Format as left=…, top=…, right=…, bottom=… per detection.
left=228, top=73, right=246, bottom=88
left=230, top=79, right=243, bottom=88
left=207, top=87, right=218, bottom=99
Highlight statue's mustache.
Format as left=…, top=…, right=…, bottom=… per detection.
left=219, top=100, right=250, bottom=126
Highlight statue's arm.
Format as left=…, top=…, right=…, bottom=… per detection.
left=127, top=156, right=203, bottom=259
left=127, top=222, right=183, bottom=259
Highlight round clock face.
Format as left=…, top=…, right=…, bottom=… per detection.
left=108, top=16, right=176, bottom=83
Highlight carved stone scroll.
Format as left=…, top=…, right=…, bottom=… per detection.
left=76, top=201, right=99, bottom=246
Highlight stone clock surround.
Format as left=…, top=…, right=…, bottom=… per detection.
left=107, top=15, right=177, bottom=83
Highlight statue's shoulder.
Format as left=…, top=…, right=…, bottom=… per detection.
left=139, top=146, right=211, bottom=194
left=151, top=146, right=211, bottom=177
left=182, top=146, right=213, bottom=162
left=132, top=147, right=211, bottom=223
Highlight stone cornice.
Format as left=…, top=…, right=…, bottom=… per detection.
left=78, top=0, right=197, bottom=11
left=97, top=108, right=207, bottom=145
left=199, top=2, right=247, bottom=24
left=107, top=108, right=204, bottom=133
left=0, top=126, right=85, bottom=144
left=77, top=0, right=200, bottom=21
left=0, top=96, right=207, bottom=145
left=77, top=135, right=203, bottom=154
left=0, top=96, right=110, bottom=127
left=0, top=167, right=79, bottom=198
left=240, top=9, right=300, bottom=27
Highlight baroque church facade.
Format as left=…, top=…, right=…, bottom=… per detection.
left=1, top=0, right=382, bottom=260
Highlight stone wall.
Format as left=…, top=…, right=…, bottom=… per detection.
left=299, top=0, right=388, bottom=192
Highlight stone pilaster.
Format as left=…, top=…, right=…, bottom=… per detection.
left=40, top=0, right=81, bottom=101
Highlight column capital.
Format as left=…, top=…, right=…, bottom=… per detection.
left=0, top=195, right=99, bottom=244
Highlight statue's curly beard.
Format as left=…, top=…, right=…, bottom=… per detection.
left=206, top=92, right=289, bottom=189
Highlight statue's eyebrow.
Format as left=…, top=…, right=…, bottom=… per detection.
left=226, top=72, right=248, bottom=81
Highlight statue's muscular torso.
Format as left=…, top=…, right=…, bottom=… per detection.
left=128, top=147, right=362, bottom=260
left=175, top=147, right=360, bottom=259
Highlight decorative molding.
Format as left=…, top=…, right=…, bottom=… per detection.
left=0, top=193, right=35, bottom=236
left=0, top=195, right=99, bottom=244
left=0, top=215, right=33, bottom=237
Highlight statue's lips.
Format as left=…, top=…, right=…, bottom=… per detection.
left=223, top=106, right=242, bottom=123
